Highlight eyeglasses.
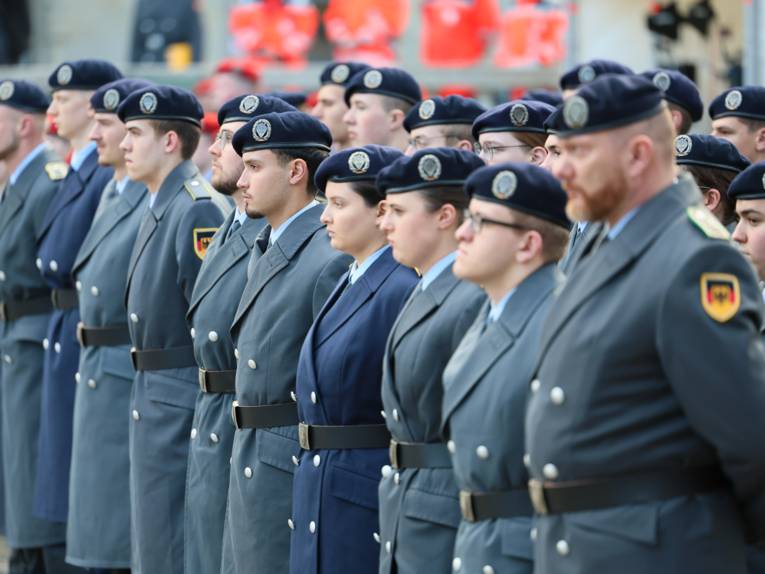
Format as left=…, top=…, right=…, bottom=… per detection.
left=473, top=142, right=531, bottom=160
left=408, top=134, right=460, bottom=150
left=214, top=130, right=234, bottom=150
left=462, top=210, right=533, bottom=234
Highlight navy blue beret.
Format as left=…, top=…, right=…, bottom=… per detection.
left=0, top=80, right=49, bottom=113
left=639, top=69, right=702, bottom=122
left=559, top=59, right=633, bottom=90
left=709, top=86, right=765, bottom=122
left=523, top=89, right=563, bottom=108
left=727, top=162, right=765, bottom=200
left=543, top=107, right=562, bottom=134
left=404, top=95, right=486, bottom=132
left=117, top=84, right=203, bottom=127
left=674, top=134, right=750, bottom=173
left=314, top=145, right=404, bottom=193
left=464, top=162, right=570, bottom=229
left=548, top=74, right=664, bottom=137
left=376, top=147, right=484, bottom=194
left=344, top=67, right=422, bottom=106
left=266, top=91, right=307, bottom=108
left=48, top=59, right=123, bottom=91
left=320, top=62, right=371, bottom=87
left=90, top=78, right=153, bottom=114
left=217, top=94, right=296, bottom=126
left=232, top=111, right=332, bottom=156
left=472, top=100, right=555, bottom=139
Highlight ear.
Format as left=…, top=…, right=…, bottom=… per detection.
left=669, top=109, right=683, bottom=136
left=164, top=130, right=181, bottom=154
left=376, top=200, right=386, bottom=218
left=755, top=127, right=765, bottom=152
left=388, top=108, right=405, bottom=132
left=625, top=134, right=654, bottom=179
left=703, top=188, right=722, bottom=211
left=287, top=157, right=308, bottom=186
left=528, top=146, right=548, bottom=166
left=456, top=140, right=474, bottom=152
left=436, top=203, right=458, bottom=230
left=516, top=230, right=544, bottom=263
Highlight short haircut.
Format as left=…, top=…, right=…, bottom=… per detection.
left=513, top=131, right=549, bottom=149
left=683, top=164, right=738, bottom=225
left=350, top=180, right=384, bottom=207
left=741, top=117, right=765, bottom=134
left=380, top=95, right=415, bottom=116
left=417, top=186, right=470, bottom=224
left=442, top=124, right=477, bottom=145
left=153, top=120, right=201, bottom=160
left=667, top=102, right=693, bottom=135
left=273, top=147, right=330, bottom=196
left=510, top=210, right=570, bottom=263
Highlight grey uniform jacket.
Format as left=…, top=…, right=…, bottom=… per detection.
left=378, top=264, right=485, bottom=574
left=222, top=204, right=351, bottom=574
left=526, top=178, right=765, bottom=574
left=67, top=178, right=147, bottom=568
left=0, top=147, right=65, bottom=548
left=558, top=221, right=603, bottom=276
left=442, top=263, right=559, bottom=574
left=184, top=211, right=265, bottom=574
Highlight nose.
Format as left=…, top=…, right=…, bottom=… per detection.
left=236, top=169, right=249, bottom=190
left=319, top=204, right=332, bottom=225
left=342, top=108, right=354, bottom=125
left=455, top=219, right=472, bottom=242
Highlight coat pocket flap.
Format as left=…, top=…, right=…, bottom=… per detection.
left=403, top=488, right=461, bottom=529
left=100, top=346, right=135, bottom=381
left=145, top=369, right=198, bottom=410
left=328, top=464, right=380, bottom=511
left=256, top=429, right=299, bottom=475
left=566, top=504, right=659, bottom=546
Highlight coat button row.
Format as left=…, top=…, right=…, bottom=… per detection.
left=556, top=539, right=570, bottom=556
left=543, top=463, right=559, bottom=480
left=452, top=557, right=462, bottom=571
left=191, top=428, right=197, bottom=439
left=476, top=445, right=490, bottom=459
left=130, top=313, right=139, bottom=323
left=530, top=379, right=541, bottom=393
left=49, top=260, right=58, bottom=272
left=309, top=521, right=316, bottom=534
left=0, top=270, right=5, bottom=281
left=550, top=386, right=566, bottom=405
left=483, top=567, right=495, bottom=574
left=132, top=410, right=140, bottom=421
left=244, top=467, right=253, bottom=478
left=208, top=331, right=218, bottom=342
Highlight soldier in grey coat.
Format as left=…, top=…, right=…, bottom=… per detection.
left=118, top=86, right=227, bottom=574
left=66, top=78, right=151, bottom=571
left=444, top=163, right=570, bottom=574
left=528, top=74, right=765, bottom=574
left=184, top=94, right=294, bottom=574
left=376, top=148, right=485, bottom=574
left=221, top=112, right=350, bottom=574
left=0, top=79, right=69, bottom=571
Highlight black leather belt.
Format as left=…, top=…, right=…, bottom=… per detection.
left=231, top=401, right=297, bottom=429
left=130, top=346, right=196, bottom=371
left=199, top=369, right=235, bottom=393
left=459, top=489, right=533, bottom=522
left=389, top=439, right=452, bottom=469
left=0, top=296, right=53, bottom=321
left=528, top=466, right=728, bottom=516
left=51, top=288, right=78, bottom=310
left=298, top=422, right=390, bottom=450
left=76, top=322, right=131, bottom=347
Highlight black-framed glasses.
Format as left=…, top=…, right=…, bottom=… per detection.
left=463, top=210, right=533, bottom=234
left=214, top=130, right=234, bottom=150
left=408, top=134, right=461, bottom=150
left=473, top=142, right=531, bottom=159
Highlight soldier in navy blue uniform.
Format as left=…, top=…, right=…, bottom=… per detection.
left=709, top=86, right=765, bottom=164
left=403, top=96, right=485, bottom=155
left=66, top=78, right=152, bottom=573
left=311, top=62, right=370, bottom=152
left=639, top=69, right=702, bottom=135
left=117, top=85, right=228, bottom=574
left=528, top=73, right=765, bottom=574
left=558, top=58, right=633, bottom=98
left=184, top=94, right=294, bottom=574
left=34, top=60, right=122, bottom=573
left=289, top=145, right=418, bottom=574
left=222, top=112, right=351, bottom=574
left=375, top=148, right=485, bottom=574
left=0, top=79, right=72, bottom=573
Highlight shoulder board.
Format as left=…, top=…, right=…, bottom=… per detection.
left=686, top=205, right=730, bottom=240
left=44, top=161, right=68, bottom=181
left=183, top=177, right=213, bottom=200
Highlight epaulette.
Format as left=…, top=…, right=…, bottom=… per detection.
left=44, top=161, right=68, bottom=181
left=183, top=176, right=213, bottom=201
left=686, top=205, right=730, bottom=240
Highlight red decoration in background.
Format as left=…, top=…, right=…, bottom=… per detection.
left=494, top=5, right=568, bottom=68
left=421, top=0, right=500, bottom=67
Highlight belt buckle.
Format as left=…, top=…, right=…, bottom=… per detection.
left=129, top=347, right=139, bottom=371
left=0, top=302, right=6, bottom=321
left=76, top=322, right=85, bottom=347
left=198, top=369, right=209, bottom=393
left=298, top=422, right=311, bottom=450
left=528, top=479, right=549, bottom=515
left=459, top=490, right=476, bottom=523
left=389, top=440, right=399, bottom=469
left=231, top=401, right=241, bottom=429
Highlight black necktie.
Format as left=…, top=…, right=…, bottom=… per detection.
left=255, top=228, right=271, bottom=254
left=226, top=219, right=242, bottom=242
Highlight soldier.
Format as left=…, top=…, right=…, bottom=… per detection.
left=523, top=89, right=563, bottom=108
left=528, top=73, right=765, bottom=574
left=558, top=59, right=633, bottom=97
left=117, top=85, right=227, bottom=574
left=65, top=78, right=152, bottom=572
left=376, top=148, right=486, bottom=574
left=184, top=94, right=295, bottom=574
left=709, top=86, right=765, bottom=164
left=343, top=67, right=422, bottom=151
left=34, top=59, right=121, bottom=559
left=0, top=79, right=70, bottom=572
left=729, top=162, right=765, bottom=295
left=444, top=162, right=570, bottom=574
left=639, top=69, right=702, bottom=135
left=472, top=100, right=554, bottom=166
left=540, top=113, right=562, bottom=173
left=290, top=145, right=419, bottom=574
left=403, top=95, right=486, bottom=155
left=674, top=134, right=749, bottom=229
left=311, top=62, right=370, bottom=152
left=222, top=111, right=351, bottom=574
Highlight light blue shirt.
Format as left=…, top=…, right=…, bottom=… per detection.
left=420, top=251, right=456, bottom=291
left=70, top=141, right=97, bottom=172
left=9, top=143, right=47, bottom=186
left=488, top=288, right=516, bottom=323
left=234, top=207, right=248, bottom=227
left=607, top=207, right=640, bottom=241
left=349, top=245, right=389, bottom=285
left=577, top=221, right=588, bottom=234
left=270, top=200, right=319, bottom=246
left=115, top=176, right=129, bottom=195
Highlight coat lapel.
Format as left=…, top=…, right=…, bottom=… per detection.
left=0, top=149, right=51, bottom=237
left=39, top=149, right=100, bottom=236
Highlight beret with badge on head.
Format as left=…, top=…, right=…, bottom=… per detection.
left=727, top=162, right=765, bottom=201
left=0, top=79, right=50, bottom=113
left=559, top=59, right=634, bottom=91
left=117, top=84, right=204, bottom=127
left=464, top=162, right=571, bottom=229
left=48, top=59, right=123, bottom=91
left=404, top=95, right=487, bottom=132
left=320, top=62, right=372, bottom=88
left=709, top=86, right=765, bottom=122
left=674, top=134, right=750, bottom=173
left=217, top=94, right=296, bottom=126
left=90, top=78, right=154, bottom=115
left=640, top=68, right=703, bottom=123
left=314, top=145, right=404, bottom=195
left=376, top=147, right=484, bottom=195
left=232, top=110, right=332, bottom=156
left=472, top=99, right=556, bottom=140
left=344, top=66, right=422, bottom=106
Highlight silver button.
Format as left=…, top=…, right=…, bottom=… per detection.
left=191, top=180, right=200, bottom=186
left=248, top=359, right=257, bottom=370
left=190, top=428, right=197, bottom=439
left=130, top=313, right=139, bottom=323
left=0, top=271, right=6, bottom=281
left=310, top=391, right=317, bottom=404
left=550, top=386, right=565, bottom=405
left=313, top=454, right=321, bottom=467
left=476, top=445, right=490, bottom=459
left=385, top=541, right=391, bottom=554
left=190, top=328, right=196, bottom=338
left=74, top=372, right=81, bottom=384
left=208, top=331, right=219, bottom=342
left=290, top=391, right=297, bottom=402
left=556, top=539, right=570, bottom=556
left=288, top=518, right=295, bottom=530
left=523, top=453, right=531, bottom=467
left=373, top=532, right=380, bottom=544
left=42, top=338, right=49, bottom=350
left=90, top=286, right=99, bottom=296
left=309, top=521, right=316, bottom=534
left=35, top=258, right=42, bottom=270
left=394, top=472, right=400, bottom=485
left=75, top=281, right=82, bottom=291
left=234, top=348, right=239, bottom=360
left=543, top=463, right=559, bottom=480
left=87, top=378, right=97, bottom=389
left=530, top=379, right=541, bottom=393
left=381, top=465, right=392, bottom=478
left=452, top=557, right=462, bottom=572
left=447, top=440, right=456, bottom=454
left=380, top=410, right=387, bottom=419
left=210, top=433, right=219, bottom=444
left=244, top=467, right=253, bottom=479
left=530, top=527, right=538, bottom=541
left=53, top=342, right=61, bottom=354
left=392, top=408, right=399, bottom=422
left=49, top=260, right=58, bottom=272
left=132, top=409, right=140, bottom=421
left=292, top=455, right=299, bottom=466
left=2, top=354, right=11, bottom=364
left=483, top=567, right=495, bottom=574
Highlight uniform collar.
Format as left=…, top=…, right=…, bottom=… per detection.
left=70, top=141, right=97, bottom=172
left=270, top=200, right=319, bottom=246
left=420, top=251, right=456, bottom=291
left=9, top=142, right=47, bottom=185
left=349, top=244, right=390, bottom=284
